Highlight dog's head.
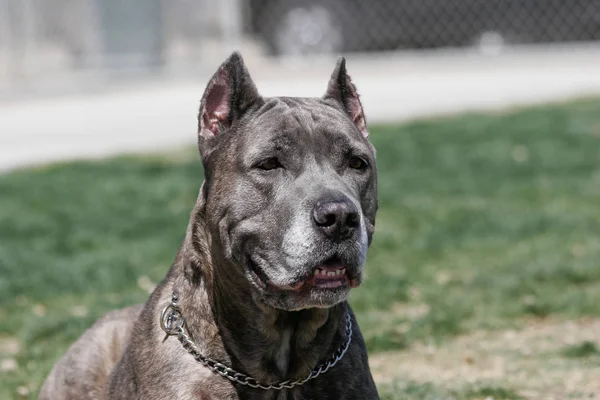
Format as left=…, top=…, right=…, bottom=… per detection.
left=196, top=52, right=377, bottom=311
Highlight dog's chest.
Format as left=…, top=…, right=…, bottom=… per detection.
left=273, top=328, right=292, bottom=374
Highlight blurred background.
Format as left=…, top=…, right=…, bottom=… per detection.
left=1, top=0, right=600, bottom=74
left=1, top=0, right=600, bottom=170
left=2, top=1, right=600, bottom=399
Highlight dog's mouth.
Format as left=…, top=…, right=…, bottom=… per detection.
left=247, top=256, right=360, bottom=294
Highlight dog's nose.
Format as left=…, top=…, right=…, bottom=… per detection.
left=313, top=200, right=360, bottom=240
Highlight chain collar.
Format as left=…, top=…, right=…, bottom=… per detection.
left=160, top=293, right=353, bottom=390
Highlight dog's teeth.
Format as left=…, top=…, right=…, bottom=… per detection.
left=314, top=268, right=347, bottom=277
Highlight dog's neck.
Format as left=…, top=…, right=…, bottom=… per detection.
left=171, top=211, right=348, bottom=385
left=210, top=257, right=347, bottom=383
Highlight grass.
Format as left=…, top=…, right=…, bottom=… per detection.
left=1, top=98, right=600, bottom=399
left=562, top=341, right=600, bottom=358
left=378, top=383, right=523, bottom=400
left=379, top=381, right=523, bottom=400
left=380, top=382, right=451, bottom=400
left=463, top=387, right=523, bottom=400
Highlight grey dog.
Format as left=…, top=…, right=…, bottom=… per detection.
left=41, top=52, right=380, bottom=399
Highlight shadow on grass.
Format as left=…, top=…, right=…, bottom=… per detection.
left=561, top=341, right=600, bottom=358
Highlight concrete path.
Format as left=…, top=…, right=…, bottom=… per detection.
left=1, top=45, right=600, bottom=172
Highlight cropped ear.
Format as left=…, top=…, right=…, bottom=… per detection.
left=323, top=57, right=368, bottom=138
left=198, top=52, right=261, bottom=152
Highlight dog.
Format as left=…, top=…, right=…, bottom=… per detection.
left=40, top=52, right=380, bottom=399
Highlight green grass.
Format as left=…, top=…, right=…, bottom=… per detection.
left=378, top=383, right=523, bottom=400
left=380, top=381, right=452, bottom=400
left=462, top=387, right=523, bottom=400
left=1, top=98, right=600, bottom=399
left=561, top=341, right=600, bottom=358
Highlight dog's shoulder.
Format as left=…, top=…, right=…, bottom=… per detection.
left=39, top=304, right=143, bottom=400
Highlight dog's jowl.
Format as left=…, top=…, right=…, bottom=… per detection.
left=41, top=52, right=380, bottom=400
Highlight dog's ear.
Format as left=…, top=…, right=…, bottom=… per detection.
left=323, top=57, right=368, bottom=138
left=198, top=52, right=261, bottom=151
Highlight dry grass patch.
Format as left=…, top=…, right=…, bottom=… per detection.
left=372, top=317, right=600, bottom=399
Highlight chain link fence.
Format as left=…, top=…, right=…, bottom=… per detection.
left=1, top=0, right=599, bottom=84
left=247, top=0, right=600, bottom=56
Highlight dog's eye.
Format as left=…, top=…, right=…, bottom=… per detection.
left=349, top=156, right=368, bottom=170
left=256, top=157, right=282, bottom=171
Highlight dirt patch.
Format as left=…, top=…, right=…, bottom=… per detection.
left=370, top=317, right=600, bottom=399
left=0, top=337, right=21, bottom=356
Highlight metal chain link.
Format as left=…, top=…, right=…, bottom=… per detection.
left=160, top=293, right=353, bottom=390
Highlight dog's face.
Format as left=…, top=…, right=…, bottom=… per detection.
left=197, top=53, right=377, bottom=311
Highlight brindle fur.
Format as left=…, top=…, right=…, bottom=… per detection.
left=41, top=53, right=380, bottom=400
